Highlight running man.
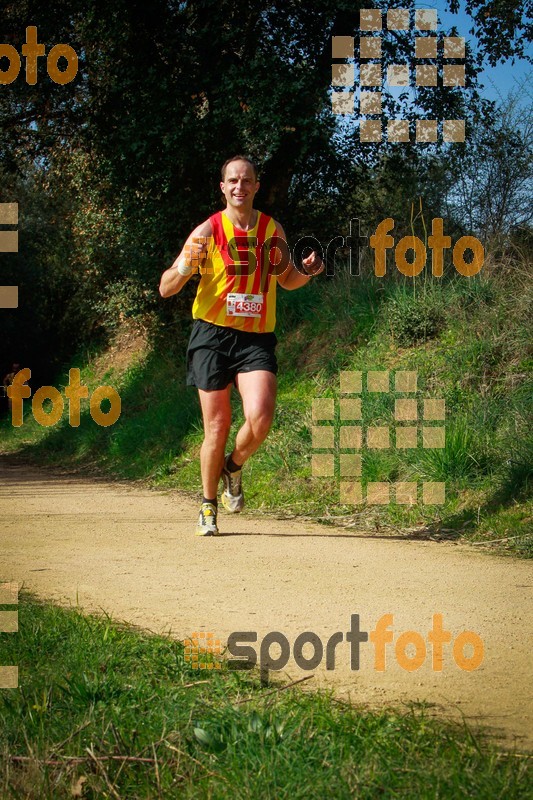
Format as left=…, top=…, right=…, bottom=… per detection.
left=159, top=155, right=324, bottom=535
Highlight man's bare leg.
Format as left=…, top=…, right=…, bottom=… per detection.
left=232, top=370, right=277, bottom=465
left=198, top=385, right=232, bottom=498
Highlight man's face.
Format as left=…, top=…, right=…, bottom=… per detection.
left=220, top=160, right=259, bottom=210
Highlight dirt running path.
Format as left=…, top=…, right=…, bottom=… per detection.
left=1, top=458, right=532, bottom=748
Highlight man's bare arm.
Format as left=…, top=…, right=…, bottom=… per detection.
left=159, top=219, right=212, bottom=298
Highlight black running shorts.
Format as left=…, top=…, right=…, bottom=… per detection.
left=186, top=319, right=278, bottom=391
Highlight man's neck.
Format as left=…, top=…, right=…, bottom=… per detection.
left=223, top=207, right=258, bottom=231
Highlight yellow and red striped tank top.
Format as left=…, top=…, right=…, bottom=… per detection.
left=192, top=210, right=281, bottom=333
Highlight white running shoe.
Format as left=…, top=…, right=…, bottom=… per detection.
left=221, top=455, right=244, bottom=513
left=195, top=502, right=219, bottom=536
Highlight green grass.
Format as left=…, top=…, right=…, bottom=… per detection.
left=0, top=593, right=531, bottom=799
left=1, top=259, right=531, bottom=555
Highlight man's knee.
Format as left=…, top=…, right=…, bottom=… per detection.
left=247, top=408, right=274, bottom=441
left=204, top=415, right=231, bottom=442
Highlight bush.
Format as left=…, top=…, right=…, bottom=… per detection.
left=386, top=286, right=446, bottom=346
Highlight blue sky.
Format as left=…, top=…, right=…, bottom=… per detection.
left=431, top=0, right=532, bottom=102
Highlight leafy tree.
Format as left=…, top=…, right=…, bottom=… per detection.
left=445, top=89, right=533, bottom=244
left=447, top=0, right=532, bottom=65
left=0, top=0, right=530, bottom=371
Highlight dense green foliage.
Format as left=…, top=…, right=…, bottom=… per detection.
left=0, top=8, right=530, bottom=540
left=2, top=254, right=531, bottom=553
left=2, top=0, right=530, bottom=375
left=0, top=6, right=531, bottom=794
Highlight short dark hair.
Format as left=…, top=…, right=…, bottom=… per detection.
left=221, top=155, right=259, bottom=182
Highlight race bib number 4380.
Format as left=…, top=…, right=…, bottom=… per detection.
left=226, top=293, right=264, bottom=318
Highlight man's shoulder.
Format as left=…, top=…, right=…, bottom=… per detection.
left=190, top=217, right=213, bottom=238
left=269, top=216, right=285, bottom=236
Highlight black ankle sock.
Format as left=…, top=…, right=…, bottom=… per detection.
left=226, top=455, right=242, bottom=473
left=203, top=497, right=217, bottom=508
